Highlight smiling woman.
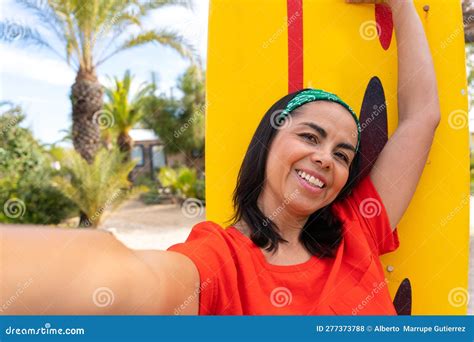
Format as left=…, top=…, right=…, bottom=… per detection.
left=1, top=0, right=449, bottom=317
left=228, top=89, right=363, bottom=260
left=166, top=0, right=443, bottom=315
left=166, top=89, right=399, bottom=315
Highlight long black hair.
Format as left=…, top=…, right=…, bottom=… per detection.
left=227, top=88, right=361, bottom=259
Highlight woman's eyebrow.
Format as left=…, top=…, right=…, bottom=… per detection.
left=298, top=122, right=356, bottom=153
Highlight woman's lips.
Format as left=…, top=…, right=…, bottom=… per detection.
left=294, top=169, right=325, bottom=194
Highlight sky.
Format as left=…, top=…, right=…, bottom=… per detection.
left=0, top=0, right=209, bottom=145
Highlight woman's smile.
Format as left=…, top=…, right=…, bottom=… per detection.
left=293, top=168, right=326, bottom=195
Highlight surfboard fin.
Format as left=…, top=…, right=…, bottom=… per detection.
left=358, top=76, right=388, bottom=180
left=393, top=278, right=412, bottom=315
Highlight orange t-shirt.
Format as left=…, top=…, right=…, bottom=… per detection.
left=167, top=174, right=400, bottom=315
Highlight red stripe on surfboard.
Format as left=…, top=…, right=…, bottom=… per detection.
left=287, top=0, right=303, bottom=93
left=375, top=3, right=393, bottom=50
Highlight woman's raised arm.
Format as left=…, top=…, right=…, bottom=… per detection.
left=349, top=0, right=441, bottom=231
left=1, top=226, right=199, bottom=315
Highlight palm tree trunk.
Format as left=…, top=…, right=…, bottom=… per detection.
left=117, top=131, right=133, bottom=161
left=71, top=68, right=103, bottom=163
left=117, top=132, right=134, bottom=183
left=78, top=212, right=91, bottom=228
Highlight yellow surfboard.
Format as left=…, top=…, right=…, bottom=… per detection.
left=205, top=0, right=469, bottom=315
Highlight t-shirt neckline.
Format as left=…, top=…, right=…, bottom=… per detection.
left=227, top=226, right=320, bottom=272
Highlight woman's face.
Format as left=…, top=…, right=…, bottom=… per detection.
left=262, top=101, right=359, bottom=216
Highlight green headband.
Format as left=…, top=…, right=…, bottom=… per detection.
left=277, top=89, right=361, bottom=152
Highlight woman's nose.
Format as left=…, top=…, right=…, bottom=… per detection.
left=311, top=151, right=332, bottom=169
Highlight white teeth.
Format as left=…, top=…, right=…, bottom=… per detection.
left=296, top=170, right=324, bottom=188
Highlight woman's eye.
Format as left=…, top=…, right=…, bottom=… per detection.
left=299, top=133, right=318, bottom=143
left=299, top=133, right=350, bottom=164
left=335, top=152, right=349, bottom=163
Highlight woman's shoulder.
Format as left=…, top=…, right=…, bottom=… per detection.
left=332, top=174, right=400, bottom=256
left=186, top=220, right=231, bottom=237
left=167, top=220, right=234, bottom=253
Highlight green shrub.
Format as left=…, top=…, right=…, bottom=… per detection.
left=157, top=166, right=205, bottom=201
left=0, top=107, right=77, bottom=224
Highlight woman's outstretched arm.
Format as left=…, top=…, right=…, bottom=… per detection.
left=1, top=226, right=199, bottom=315
left=349, top=0, right=441, bottom=231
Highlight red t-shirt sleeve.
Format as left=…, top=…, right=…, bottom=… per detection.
left=166, top=221, right=235, bottom=315
left=334, top=174, right=400, bottom=256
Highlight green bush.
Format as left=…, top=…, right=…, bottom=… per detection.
left=0, top=183, right=76, bottom=224
left=0, top=107, right=77, bottom=224
left=157, top=166, right=205, bottom=201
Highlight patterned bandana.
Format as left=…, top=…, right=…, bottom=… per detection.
left=277, top=88, right=361, bottom=152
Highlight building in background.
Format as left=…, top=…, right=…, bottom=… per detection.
left=130, top=129, right=166, bottom=181
left=130, top=129, right=205, bottom=182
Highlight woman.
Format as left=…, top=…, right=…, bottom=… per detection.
left=1, top=0, right=440, bottom=315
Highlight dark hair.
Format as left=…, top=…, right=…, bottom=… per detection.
left=227, top=88, right=361, bottom=259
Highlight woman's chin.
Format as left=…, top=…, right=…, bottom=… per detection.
left=290, top=201, right=324, bottom=216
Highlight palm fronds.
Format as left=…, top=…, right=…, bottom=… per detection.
left=53, top=148, right=135, bottom=227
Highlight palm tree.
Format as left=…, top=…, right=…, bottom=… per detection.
left=1, top=0, right=196, bottom=163
left=104, top=69, right=153, bottom=160
left=464, top=0, right=474, bottom=43
left=54, top=148, right=135, bottom=227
